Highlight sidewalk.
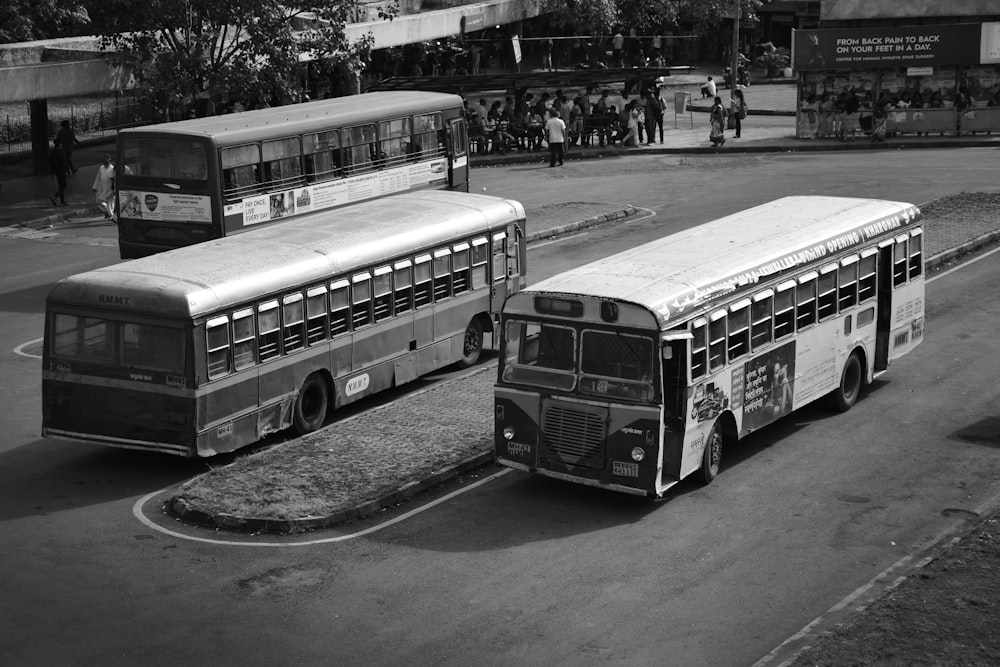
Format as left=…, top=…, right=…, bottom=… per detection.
left=3, top=72, right=1000, bottom=231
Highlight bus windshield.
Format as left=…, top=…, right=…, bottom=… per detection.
left=121, top=137, right=209, bottom=181
left=50, top=312, right=186, bottom=373
left=502, top=319, right=656, bottom=401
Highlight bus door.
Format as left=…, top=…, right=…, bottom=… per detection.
left=660, top=332, right=691, bottom=483
left=874, top=239, right=894, bottom=371
left=448, top=118, right=469, bottom=191
left=490, top=231, right=512, bottom=312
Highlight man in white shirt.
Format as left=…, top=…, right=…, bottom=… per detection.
left=545, top=109, right=567, bottom=167
left=703, top=76, right=717, bottom=99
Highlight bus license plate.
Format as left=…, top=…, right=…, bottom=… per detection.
left=613, top=461, right=639, bottom=478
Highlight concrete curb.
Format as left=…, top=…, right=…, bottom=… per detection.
left=168, top=205, right=642, bottom=533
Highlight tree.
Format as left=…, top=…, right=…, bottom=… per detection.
left=543, top=0, right=762, bottom=37
left=86, top=0, right=397, bottom=116
left=0, top=0, right=90, bottom=42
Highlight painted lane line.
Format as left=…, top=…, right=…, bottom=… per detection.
left=14, top=337, right=43, bottom=359
left=133, top=468, right=512, bottom=547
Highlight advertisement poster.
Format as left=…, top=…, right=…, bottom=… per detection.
left=119, top=190, right=211, bottom=223
left=982, top=22, right=1000, bottom=64
left=739, top=342, right=796, bottom=433
left=793, top=24, right=984, bottom=71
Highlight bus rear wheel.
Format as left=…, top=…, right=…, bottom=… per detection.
left=456, top=318, right=484, bottom=369
left=831, top=352, right=862, bottom=412
left=699, top=421, right=723, bottom=484
left=293, top=373, right=329, bottom=435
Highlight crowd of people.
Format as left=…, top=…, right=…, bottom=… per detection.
left=463, top=83, right=671, bottom=156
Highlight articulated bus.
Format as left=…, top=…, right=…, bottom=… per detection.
left=43, top=191, right=525, bottom=457
left=115, top=91, right=470, bottom=259
left=494, top=196, right=924, bottom=496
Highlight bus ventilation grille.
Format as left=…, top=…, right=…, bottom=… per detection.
left=541, top=404, right=606, bottom=468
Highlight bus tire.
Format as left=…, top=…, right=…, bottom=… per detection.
left=831, top=352, right=862, bottom=413
left=293, top=373, right=329, bottom=435
left=456, top=318, right=484, bottom=369
left=699, top=421, right=724, bottom=484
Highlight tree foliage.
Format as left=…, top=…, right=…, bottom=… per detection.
left=0, top=0, right=90, bottom=42
left=544, top=0, right=763, bottom=36
left=86, top=0, right=397, bottom=114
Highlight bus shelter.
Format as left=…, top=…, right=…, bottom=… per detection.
left=791, top=23, right=1000, bottom=138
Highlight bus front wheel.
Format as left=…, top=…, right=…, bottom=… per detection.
left=293, top=373, right=329, bottom=435
left=456, top=318, right=484, bottom=368
left=831, top=352, right=862, bottom=413
left=699, top=422, right=723, bottom=484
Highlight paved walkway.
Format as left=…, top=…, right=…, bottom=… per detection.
left=3, top=70, right=999, bottom=231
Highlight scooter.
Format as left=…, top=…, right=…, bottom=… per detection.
left=724, top=64, right=750, bottom=88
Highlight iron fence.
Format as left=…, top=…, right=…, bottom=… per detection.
left=0, top=94, right=155, bottom=156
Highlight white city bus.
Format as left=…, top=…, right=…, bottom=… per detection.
left=43, top=191, right=525, bottom=457
left=495, top=196, right=924, bottom=496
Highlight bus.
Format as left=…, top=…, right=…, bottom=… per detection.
left=114, top=91, right=470, bottom=259
left=494, top=196, right=925, bottom=496
left=42, top=191, right=525, bottom=457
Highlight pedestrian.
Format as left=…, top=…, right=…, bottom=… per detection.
left=55, top=120, right=82, bottom=175
left=545, top=109, right=566, bottom=167
left=48, top=140, right=69, bottom=206
left=596, top=89, right=611, bottom=146
left=644, top=86, right=665, bottom=144
left=842, top=90, right=860, bottom=141
left=612, top=30, right=625, bottom=68
left=730, top=88, right=747, bottom=139
left=93, top=153, right=116, bottom=220
left=542, top=38, right=554, bottom=71
left=709, top=96, right=727, bottom=146
left=625, top=100, right=640, bottom=146
left=469, top=42, right=481, bottom=74
left=701, top=75, right=717, bottom=99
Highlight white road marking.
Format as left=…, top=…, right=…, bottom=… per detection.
left=133, top=468, right=512, bottom=547
left=14, top=337, right=43, bottom=359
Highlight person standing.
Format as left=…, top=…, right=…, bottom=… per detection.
left=48, top=140, right=69, bottom=206
left=92, top=154, right=116, bottom=220
left=730, top=88, right=747, bottom=139
left=842, top=89, right=860, bottom=141
left=542, top=38, right=554, bottom=71
left=545, top=109, right=566, bottom=167
left=645, top=87, right=664, bottom=144
left=612, top=30, right=625, bottom=68
left=709, top=96, right=727, bottom=146
left=55, top=120, right=82, bottom=175
left=469, top=42, right=481, bottom=74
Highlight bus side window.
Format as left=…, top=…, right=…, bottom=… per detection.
left=329, top=280, right=351, bottom=336
left=858, top=250, right=878, bottom=302
left=414, top=255, right=433, bottom=308
left=206, top=316, right=231, bottom=379
left=221, top=144, right=261, bottom=201
left=690, top=318, right=708, bottom=380
left=306, top=286, right=328, bottom=345
left=413, top=113, right=444, bottom=160
left=433, top=249, right=452, bottom=300
left=378, top=118, right=412, bottom=168
left=393, top=261, right=413, bottom=313
left=708, top=310, right=727, bottom=371
left=232, top=308, right=256, bottom=370
left=352, top=273, right=372, bottom=328
left=751, top=290, right=773, bottom=350
left=796, top=273, right=817, bottom=330
left=262, top=137, right=304, bottom=191
left=374, top=267, right=393, bottom=322
left=817, top=265, right=838, bottom=321
left=838, top=256, right=859, bottom=310
left=727, top=300, right=750, bottom=362
left=893, top=235, right=909, bottom=287
left=452, top=243, right=471, bottom=294
left=258, top=301, right=280, bottom=361
left=303, top=130, right=341, bottom=182
left=344, top=124, right=376, bottom=174
left=471, top=238, right=489, bottom=288
left=282, top=293, right=305, bottom=353
left=909, top=229, right=923, bottom=279
left=492, top=233, right=507, bottom=282
left=774, top=281, right=796, bottom=339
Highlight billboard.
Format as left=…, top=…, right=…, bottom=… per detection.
left=793, top=24, right=987, bottom=71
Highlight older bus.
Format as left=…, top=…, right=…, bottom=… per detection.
left=43, top=191, right=525, bottom=457
left=494, top=196, right=924, bottom=496
left=115, top=91, right=470, bottom=259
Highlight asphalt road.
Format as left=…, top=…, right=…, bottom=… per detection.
left=2, top=148, right=1000, bottom=665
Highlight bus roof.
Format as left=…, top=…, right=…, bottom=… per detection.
left=521, top=196, right=922, bottom=328
left=48, top=191, right=525, bottom=320
left=116, top=91, right=463, bottom=146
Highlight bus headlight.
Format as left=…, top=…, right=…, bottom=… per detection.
left=503, top=426, right=516, bottom=440
left=631, top=447, right=645, bottom=462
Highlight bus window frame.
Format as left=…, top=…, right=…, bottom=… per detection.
left=858, top=248, right=878, bottom=303
left=796, top=271, right=818, bottom=331
left=492, top=232, right=507, bottom=283
left=352, top=272, right=373, bottom=329
left=282, top=292, right=306, bottom=353
left=708, top=309, right=727, bottom=372
left=261, top=136, right=305, bottom=191
left=329, top=279, right=351, bottom=336
left=221, top=143, right=263, bottom=201
left=303, top=129, right=342, bottom=183
left=377, top=117, right=414, bottom=168
left=691, top=317, right=708, bottom=380
left=909, top=229, right=923, bottom=279
left=774, top=280, right=796, bottom=340
left=433, top=248, right=453, bottom=301
left=414, top=254, right=433, bottom=308
left=893, top=234, right=909, bottom=287
left=393, top=260, right=414, bottom=313
left=257, top=300, right=281, bottom=361
left=232, top=308, right=257, bottom=370
left=306, top=285, right=328, bottom=346
left=373, top=266, right=393, bottom=322
left=471, top=237, right=489, bottom=288
left=452, top=242, right=471, bottom=294
left=206, top=315, right=231, bottom=380
left=727, top=298, right=751, bottom=362
left=838, top=255, right=860, bottom=311
left=751, top=289, right=774, bottom=350
left=817, top=264, right=838, bottom=321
